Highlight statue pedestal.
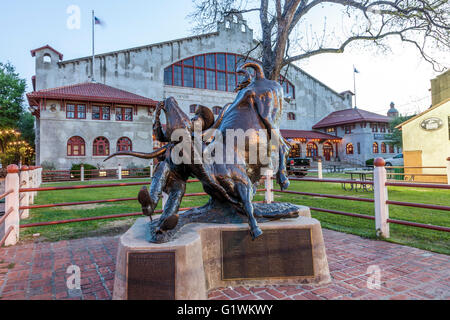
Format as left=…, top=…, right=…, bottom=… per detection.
left=113, top=206, right=330, bottom=300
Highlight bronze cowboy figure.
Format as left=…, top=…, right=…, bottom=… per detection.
left=105, top=62, right=299, bottom=243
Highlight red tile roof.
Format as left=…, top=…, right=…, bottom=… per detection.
left=312, top=108, right=389, bottom=129
left=280, top=130, right=341, bottom=140
left=27, top=82, right=158, bottom=107
left=30, top=45, right=64, bottom=60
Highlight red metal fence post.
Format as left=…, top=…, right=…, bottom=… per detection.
left=3, top=165, right=20, bottom=246
left=374, top=158, right=389, bottom=238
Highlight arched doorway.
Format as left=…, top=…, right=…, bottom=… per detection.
left=323, top=142, right=333, bottom=161
left=306, top=142, right=318, bottom=158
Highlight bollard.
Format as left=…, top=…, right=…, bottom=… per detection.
left=19, top=166, right=30, bottom=219
left=3, top=165, right=20, bottom=246
left=264, top=169, right=273, bottom=204
left=373, top=157, right=389, bottom=238
left=446, top=157, right=450, bottom=185
left=80, top=165, right=85, bottom=182
left=118, top=164, right=122, bottom=180
left=317, top=158, right=323, bottom=179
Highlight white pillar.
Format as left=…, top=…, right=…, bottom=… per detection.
left=150, top=160, right=154, bottom=178
left=373, top=157, right=389, bottom=238
left=264, top=169, right=273, bottom=204
left=118, top=164, right=122, bottom=180
left=80, top=165, right=85, bottom=182
left=3, top=165, right=20, bottom=246
left=446, top=157, right=450, bottom=185
left=19, top=166, right=30, bottom=219
left=318, top=158, right=323, bottom=179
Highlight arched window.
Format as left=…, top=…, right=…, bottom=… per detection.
left=373, top=142, right=379, bottom=154
left=389, top=144, right=394, bottom=153
left=43, top=54, right=51, bottom=63
left=117, top=137, right=132, bottom=152
left=346, top=143, right=354, bottom=155
left=287, top=112, right=296, bottom=120
left=93, top=137, right=110, bottom=156
left=67, top=136, right=85, bottom=156
left=306, top=142, right=318, bottom=158
left=381, top=142, right=387, bottom=153
left=163, top=53, right=295, bottom=96
left=289, top=143, right=301, bottom=158
left=212, top=106, right=222, bottom=115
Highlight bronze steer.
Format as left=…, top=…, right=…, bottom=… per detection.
left=105, top=63, right=290, bottom=239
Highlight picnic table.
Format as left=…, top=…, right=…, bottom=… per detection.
left=341, top=170, right=373, bottom=192
left=326, top=165, right=344, bottom=173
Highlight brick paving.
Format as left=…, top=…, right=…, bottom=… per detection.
left=0, top=229, right=448, bottom=300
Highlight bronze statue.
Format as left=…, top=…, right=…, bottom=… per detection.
left=105, top=62, right=299, bottom=243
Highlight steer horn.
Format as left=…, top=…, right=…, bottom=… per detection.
left=237, top=62, right=265, bottom=80
left=103, top=144, right=170, bottom=162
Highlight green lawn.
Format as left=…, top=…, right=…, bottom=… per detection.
left=20, top=173, right=450, bottom=254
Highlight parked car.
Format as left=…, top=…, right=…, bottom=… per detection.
left=286, top=157, right=311, bottom=176
left=384, top=153, right=404, bottom=167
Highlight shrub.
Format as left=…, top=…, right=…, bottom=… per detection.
left=71, top=163, right=98, bottom=179
left=365, top=158, right=374, bottom=166
left=40, top=161, right=56, bottom=170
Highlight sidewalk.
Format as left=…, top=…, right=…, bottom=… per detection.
left=0, top=229, right=448, bottom=300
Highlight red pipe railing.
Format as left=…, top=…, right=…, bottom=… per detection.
left=310, top=207, right=375, bottom=220
left=0, top=189, right=13, bottom=200
left=0, top=207, right=14, bottom=226
left=386, top=200, right=450, bottom=211
left=0, top=226, right=14, bottom=247
left=386, top=218, right=450, bottom=232
left=272, top=189, right=374, bottom=203
left=19, top=207, right=199, bottom=228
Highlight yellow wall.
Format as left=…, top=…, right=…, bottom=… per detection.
left=431, top=70, right=450, bottom=106
left=401, top=100, right=450, bottom=182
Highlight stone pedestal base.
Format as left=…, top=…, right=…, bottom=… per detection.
left=113, top=206, right=330, bottom=300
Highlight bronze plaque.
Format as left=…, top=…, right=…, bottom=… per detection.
left=127, top=251, right=175, bottom=300
left=221, top=229, right=314, bottom=280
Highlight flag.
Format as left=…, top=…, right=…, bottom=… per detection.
left=94, top=16, right=104, bottom=26
left=353, top=67, right=359, bottom=73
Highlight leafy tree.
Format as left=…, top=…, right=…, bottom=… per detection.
left=386, top=114, right=415, bottom=148
left=190, top=0, right=450, bottom=80
left=0, top=128, right=34, bottom=166
left=0, top=62, right=26, bottom=128
left=18, top=111, right=35, bottom=147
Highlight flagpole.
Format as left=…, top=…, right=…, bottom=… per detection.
left=92, top=10, right=95, bottom=82
left=353, top=65, right=356, bottom=109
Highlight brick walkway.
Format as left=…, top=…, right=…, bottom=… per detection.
left=0, top=229, right=448, bottom=300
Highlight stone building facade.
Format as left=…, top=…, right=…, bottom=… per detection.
left=29, top=15, right=356, bottom=169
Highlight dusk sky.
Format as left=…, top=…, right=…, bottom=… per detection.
left=1, top=0, right=448, bottom=116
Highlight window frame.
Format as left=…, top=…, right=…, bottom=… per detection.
left=92, top=105, right=111, bottom=121
left=373, top=142, right=379, bottom=154
left=346, top=143, right=354, bottom=155
left=66, top=103, right=87, bottom=119
left=163, top=53, right=295, bottom=96
left=93, top=136, right=110, bottom=156
left=115, top=107, right=133, bottom=122
left=117, top=137, right=132, bottom=152
left=67, top=136, right=86, bottom=157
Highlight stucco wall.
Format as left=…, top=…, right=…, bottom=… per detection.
left=38, top=100, right=154, bottom=169
left=33, top=18, right=351, bottom=130
left=402, top=100, right=450, bottom=169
